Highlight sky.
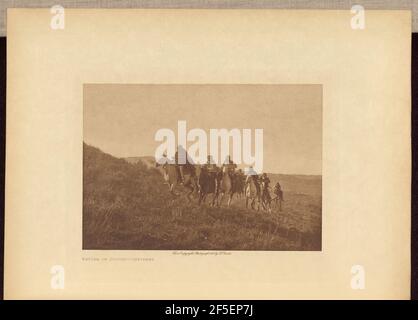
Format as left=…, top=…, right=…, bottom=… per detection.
left=84, top=84, right=322, bottom=175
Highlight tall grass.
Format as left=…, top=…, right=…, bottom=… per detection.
left=83, top=143, right=321, bottom=250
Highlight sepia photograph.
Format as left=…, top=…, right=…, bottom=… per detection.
left=83, top=84, right=322, bottom=251
left=4, top=7, right=412, bottom=300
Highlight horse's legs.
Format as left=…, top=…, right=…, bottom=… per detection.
left=227, top=193, right=233, bottom=207
left=203, top=193, right=213, bottom=206
left=187, top=186, right=195, bottom=203
left=169, top=182, right=179, bottom=196
left=198, top=192, right=204, bottom=205
left=218, top=192, right=224, bottom=207
left=260, top=196, right=266, bottom=211
left=266, top=200, right=271, bottom=213
left=261, top=193, right=269, bottom=211
left=264, top=200, right=270, bottom=212
left=193, top=179, right=199, bottom=197
left=210, top=193, right=217, bottom=207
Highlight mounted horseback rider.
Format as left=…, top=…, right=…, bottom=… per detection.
left=259, top=173, right=271, bottom=203
left=272, top=181, right=284, bottom=211
left=222, top=156, right=237, bottom=178
left=273, top=181, right=283, bottom=201
left=245, top=166, right=259, bottom=187
left=200, top=155, right=219, bottom=191
left=235, top=168, right=245, bottom=196
left=175, top=145, right=195, bottom=184
left=216, top=156, right=237, bottom=206
left=204, top=155, right=219, bottom=173
left=157, top=152, right=170, bottom=184
left=244, top=166, right=261, bottom=210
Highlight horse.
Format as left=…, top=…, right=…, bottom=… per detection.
left=158, top=163, right=197, bottom=202
left=245, top=175, right=260, bottom=210
left=195, top=165, right=219, bottom=206
left=272, top=189, right=283, bottom=212
left=235, top=173, right=245, bottom=198
left=259, top=180, right=272, bottom=213
left=217, top=165, right=236, bottom=207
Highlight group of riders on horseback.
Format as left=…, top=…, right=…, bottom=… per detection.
left=156, top=148, right=283, bottom=211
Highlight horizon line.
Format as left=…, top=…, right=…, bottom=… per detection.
left=84, top=142, right=322, bottom=176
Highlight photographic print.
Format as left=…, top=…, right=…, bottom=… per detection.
left=83, top=84, right=322, bottom=251
left=5, top=8, right=411, bottom=299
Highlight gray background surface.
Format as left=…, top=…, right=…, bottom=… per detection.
left=0, top=0, right=417, bottom=36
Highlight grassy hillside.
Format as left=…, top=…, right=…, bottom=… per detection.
left=125, top=156, right=155, bottom=168
left=83, top=143, right=321, bottom=250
